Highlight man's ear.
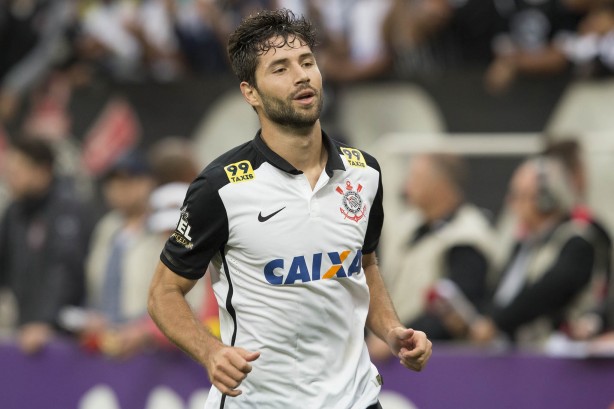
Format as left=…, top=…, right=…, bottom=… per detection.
left=240, top=81, right=260, bottom=108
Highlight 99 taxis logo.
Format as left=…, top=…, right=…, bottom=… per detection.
left=224, top=160, right=255, bottom=183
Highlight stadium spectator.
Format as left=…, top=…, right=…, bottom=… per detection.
left=378, top=0, right=502, bottom=78
left=147, top=135, right=201, bottom=186
left=542, top=137, right=613, bottom=339
left=80, top=150, right=157, bottom=355
left=382, top=0, right=453, bottom=77
left=125, top=137, right=215, bottom=355
left=442, top=0, right=502, bottom=68
left=470, top=156, right=596, bottom=346
left=162, top=0, right=229, bottom=74
left=369, top=153, right=495, bottom=359
left=0, top=136, right=91, bottom=354
left=558, top=1, right=614, bottom=78
left=0, top=0, right=75, bottom=122
left=74, top=139, right=212, bottom=358
left=307, top=0, right=395, bottom=83
left=160, top=0, right=271, bottom=76
left=77, top=0, right=184, bottom=81
left=484, top=0, right=587, bottom=94
left=19, top=73, right=97, bottom=203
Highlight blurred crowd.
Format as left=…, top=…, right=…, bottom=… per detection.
left=0, top=135, right=218, bottom=356
left=0, top=0, right=614, bottom=361
left=1, top=0, right=614, bottom=123
left=2, top=133, right=614, bottom=360
left=370, top=140, right=614, bottom=359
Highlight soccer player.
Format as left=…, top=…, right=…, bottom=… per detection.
left=147, top=9, right=432, bottom=409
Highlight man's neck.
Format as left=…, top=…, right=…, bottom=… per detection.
left=260, top=120, right=325, bottom=176
left=423, top=197, right=461, bottom=224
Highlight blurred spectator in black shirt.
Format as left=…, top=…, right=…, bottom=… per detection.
left=164, top=0, right=269, bottom=76
left=471, top=156, right=595, bottom=346
left=383, top=0, right=501, bottom=78
left=542, top=137, right=613, bottom=339
left=0, top=137, right=91, bottom=354
left=369, top=154, right=495, bottom=359
left=485, top=0, right=587, bottom=93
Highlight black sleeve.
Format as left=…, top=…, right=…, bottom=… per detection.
left=492, top=236, right=595, bottom=335
left=363, top=163, right=384, bottom=254
left=446, top=245, right=489, bottom=307
left=161, top=173, right=229, bottom=280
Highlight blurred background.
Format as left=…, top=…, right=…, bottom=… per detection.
left=1, top=1, right=614, bottom=408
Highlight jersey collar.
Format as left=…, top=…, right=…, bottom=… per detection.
left=253, top=130, right=346, bottom=176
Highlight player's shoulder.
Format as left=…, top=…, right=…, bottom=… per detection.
left=196, top=139, right=264, bottom=189
left=332, top=138, right=381, bottom=172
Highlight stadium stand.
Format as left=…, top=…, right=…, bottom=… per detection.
left=336, top=82, right=446, bottom=148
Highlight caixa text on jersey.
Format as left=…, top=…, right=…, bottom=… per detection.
left=263, top=250, right=363, bottom=285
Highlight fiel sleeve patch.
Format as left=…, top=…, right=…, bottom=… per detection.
left=341, top=148, right=367, bottom=168
left=224, top=160, right=255, bottom=183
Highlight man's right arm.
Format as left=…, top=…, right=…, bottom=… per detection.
left=148, top=261, right=259, bottom=397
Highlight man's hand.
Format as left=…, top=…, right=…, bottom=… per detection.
left=469, top=316, right=498, bottom=345
left=206, top=345, right=260, bottom=397
left=18, top=322, right=54, bottom=355
left=100, top=324, right=153, bottom=359
left=386, top=327, right=432, bottom=372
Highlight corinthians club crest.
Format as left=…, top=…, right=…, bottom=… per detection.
left=336, top=180, right=367, bottom=222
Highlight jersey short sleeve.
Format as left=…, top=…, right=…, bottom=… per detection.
left=160, top=172, right=229, bottom=280
left=362, top=153, right=384, bottom=254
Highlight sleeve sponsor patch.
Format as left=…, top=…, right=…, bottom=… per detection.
left=224, top=160, right=255, bottom=183
left=171, top=205, right=194, bottom=249
left=341, top=147, right=367, bottom=168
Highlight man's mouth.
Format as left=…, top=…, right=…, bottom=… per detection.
left=293, top=89, right=316, bottom=101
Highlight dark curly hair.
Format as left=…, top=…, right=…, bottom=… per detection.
left=227, top=9, right=317, bottom=86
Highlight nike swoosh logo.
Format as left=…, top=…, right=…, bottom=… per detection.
left=258, top=207, right=286, bottom=222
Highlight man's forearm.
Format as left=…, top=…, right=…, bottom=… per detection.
left=364, top=257, right=402, bottom=341
left=148, top=264, right=221, bottom=366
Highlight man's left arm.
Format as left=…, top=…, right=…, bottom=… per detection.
left=364, top=252, right=432, bottom=371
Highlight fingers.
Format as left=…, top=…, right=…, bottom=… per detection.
left=241, top=350, right=261, bottom=363
left=396, top=327, right=414, bottom=341
left=398, top=330, right=432, bottom=372
left=388, top=326, right=413, bottom=340
left=209, top=347, right=260, bottom=397
left=230, top=348, right=260, bottom=375
left=386, top=327, right=415, bottom=352
left=214, top=371, right=246, bottom=397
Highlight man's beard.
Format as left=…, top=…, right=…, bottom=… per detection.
left=259, top=89, right=323, bottom=129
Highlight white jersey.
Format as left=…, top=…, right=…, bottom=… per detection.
left=161, top=131, right=384, bottom=409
